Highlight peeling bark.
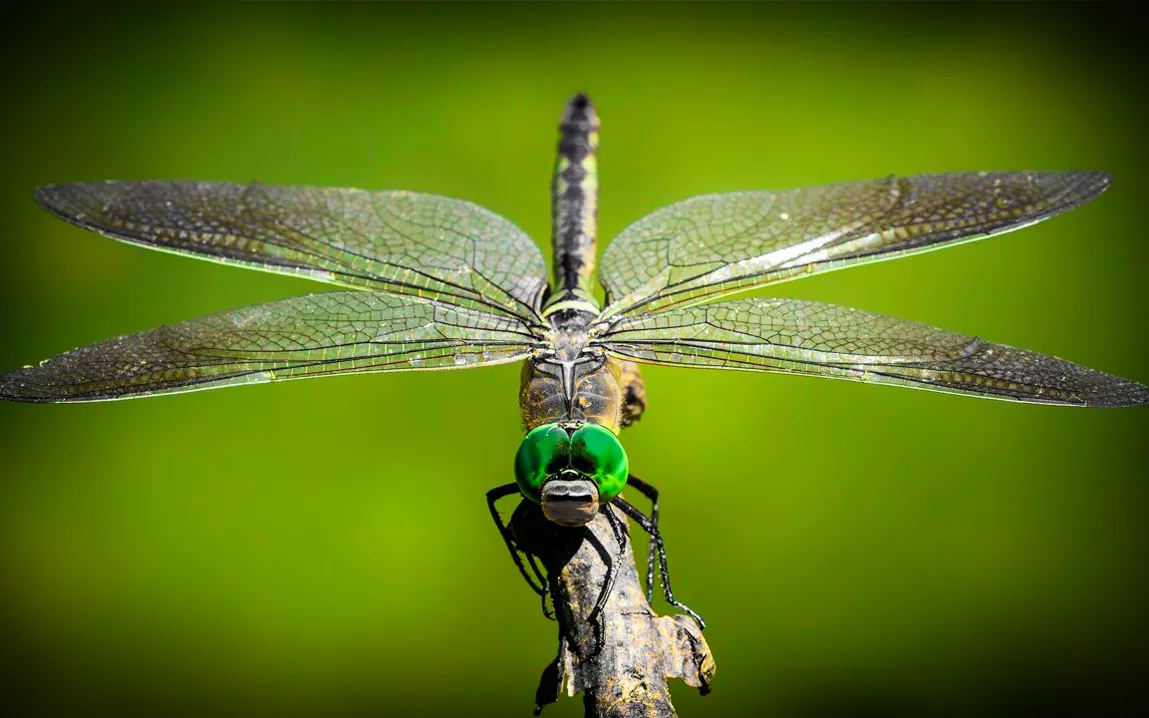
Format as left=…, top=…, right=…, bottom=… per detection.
left=510, top=501, right=715, bottom=717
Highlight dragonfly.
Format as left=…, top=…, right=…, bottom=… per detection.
left=2, top=93, right=1147, bottom=654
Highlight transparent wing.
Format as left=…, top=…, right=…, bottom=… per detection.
left=597, top=298, right=1149, bottom=407
left=598, top=172, right=1110, bottom=320
left=36, top=181, right=550, bottom=326
left=0, top=292, right=539, bottom=403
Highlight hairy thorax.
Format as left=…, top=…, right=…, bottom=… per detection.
left=519, top=319, right=645, bottom=435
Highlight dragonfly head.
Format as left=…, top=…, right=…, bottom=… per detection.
left=539, top=471, right=599, bottom=527
left=513, top=422, right=628, bottom=527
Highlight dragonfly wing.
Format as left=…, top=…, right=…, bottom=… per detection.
left=597, top=172, right=1110, bottom=320
left=36, top=181, right=549, bottom=324
left=597, top=298, right=1149, bottom=407
left=0, top=292, right=538, bottom=403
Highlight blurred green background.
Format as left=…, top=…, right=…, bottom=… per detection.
left=1, top=4, right=1146, bottom=717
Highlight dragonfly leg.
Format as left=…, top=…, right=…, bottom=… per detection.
left=580, top=522, right=618, bottom=658
left=549, top=571, right=578, bottom=663
left=612, top=495, right=706, bottom=631
left=526, top=553, right=554, bottom=618
left=532, top=647, right=563, bottom=716
left=603, top=501, right=628, bottom=552
left=486, top=483, right=554, bottom=620
left=625, top=474, right=660, bottom=603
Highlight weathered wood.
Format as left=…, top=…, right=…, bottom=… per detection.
left=511, top=501, right=715, bottom=717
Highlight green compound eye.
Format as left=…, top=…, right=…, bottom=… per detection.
left=514, top=424, right=571, bottom=502
left=570, top=424, right=629, bottom=502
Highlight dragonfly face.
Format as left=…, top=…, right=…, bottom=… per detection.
left=514, top=422, right=629, bottom=527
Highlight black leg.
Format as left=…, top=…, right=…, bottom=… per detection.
left=580, top=524, right=617, bottom=657
left=603, top=501, right=628, bottom=553
left=486, top=483, right=554, bottom=619
left=533, top=649, right=562, bottom=716
left=626, top=475, right=660, bottom=603
left=547, top=570, right=569, bottom=640
left=612, top=496, right=706, bottom=630
left=525, top=552, right=554, bottom=619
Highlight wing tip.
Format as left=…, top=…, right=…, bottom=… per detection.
left=1085, top=377, right=1149, bottom=408
left=34, top=181, right=96, bottom=222
left=1075, top=170, right=1113, bottom=200
left=0, top=361, right=111, bottom=404
left=35, top=180, right=133, bottom=219
left=0, top=367, right=67, bottom=404
left=1028, top=170, right=1111, bottom=209
left=34, top=182, right=65, bottom=211
left=1, top=367, right=134, bottom=404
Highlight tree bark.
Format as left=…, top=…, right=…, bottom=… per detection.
left=510, top=501, right=715, bottom=717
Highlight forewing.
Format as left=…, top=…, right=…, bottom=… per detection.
left=36, top=181, right=549, bottom=324
left=597, top=298, right=1149, bottom=407
left=598, top=172, right=1110, bottom=319
left=0, top=292, right=538, bottom=403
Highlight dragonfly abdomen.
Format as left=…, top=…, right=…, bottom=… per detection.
left=544, top=93, right=600, bottom=317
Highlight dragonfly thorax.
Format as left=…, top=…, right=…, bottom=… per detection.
left=546, top=323, right=592, bottom=362
left=513, top=422, right=628, bottom=527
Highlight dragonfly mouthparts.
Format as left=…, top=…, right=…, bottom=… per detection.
left=541, top=476, right=600, bottom=527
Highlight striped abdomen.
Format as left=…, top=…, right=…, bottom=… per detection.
left=544, top=93, right=600, bottom=316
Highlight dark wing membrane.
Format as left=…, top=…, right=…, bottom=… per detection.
left=596, top=298, right=1148, bottom=407
left=597, top=172, right=1110, bottom=320
left=0, top=292, right=538, bottom=403
left=36, top=181, right=549, bottom=325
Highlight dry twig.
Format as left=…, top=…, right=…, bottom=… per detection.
left=511, top=501, right=715, bottom=717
